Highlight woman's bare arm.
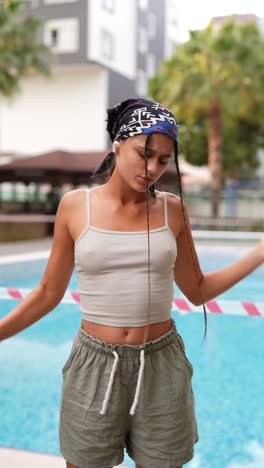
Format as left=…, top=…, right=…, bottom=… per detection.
left=196, top=245, right=263, bottom=305
left=0, top=192, right=75, bottom=341
left=172, top=195, right=264, bottom=306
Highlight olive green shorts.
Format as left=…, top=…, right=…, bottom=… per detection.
left=59, top=318, right=199, bottom=468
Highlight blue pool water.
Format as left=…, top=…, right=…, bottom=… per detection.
left=0, top=246, right=263, bottom=467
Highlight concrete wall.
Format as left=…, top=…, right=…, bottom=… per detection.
left=0, top=65, right=108, bottom=155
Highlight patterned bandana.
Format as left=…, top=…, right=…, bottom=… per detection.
left=91, top=98, right=179, bottom=178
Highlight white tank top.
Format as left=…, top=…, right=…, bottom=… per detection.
left=74, top=188, right=177, bottom=326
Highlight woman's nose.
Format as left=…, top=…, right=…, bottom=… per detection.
left=146, top=158, right=159, bottom=175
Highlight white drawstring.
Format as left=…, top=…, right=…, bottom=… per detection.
left=99, top=348, right=145, bottom=416
left=129, top=349, right=145, bottom=415
left=99, top=350, right=119, bottom=415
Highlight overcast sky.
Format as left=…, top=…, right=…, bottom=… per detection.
left=176, top=0, right=264, bottom=41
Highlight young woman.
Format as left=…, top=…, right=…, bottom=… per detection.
left=1, top=98, right=263, bottom=468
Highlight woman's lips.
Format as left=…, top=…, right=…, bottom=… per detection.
left=138, top=176, right=153, bottom=185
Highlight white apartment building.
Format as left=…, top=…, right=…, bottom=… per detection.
left=0, top=0, right=180, bottom=156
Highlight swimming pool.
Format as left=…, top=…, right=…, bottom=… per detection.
left=0, top=245, right=263, bottom=467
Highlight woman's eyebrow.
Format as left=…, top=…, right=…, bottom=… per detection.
left=135, top=145, right=149, bottom=152
left=135, top=145, right=171, bottom=157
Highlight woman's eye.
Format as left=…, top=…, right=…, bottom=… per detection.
left=138, top=152, right=169, bottom=165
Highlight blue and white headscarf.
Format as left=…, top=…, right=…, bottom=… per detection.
left=91, top=98, right=179, bottom=178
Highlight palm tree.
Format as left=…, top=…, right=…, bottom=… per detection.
left=0, top=0, right=53, bottom=98
left=149, top=21, right=264, bottom=217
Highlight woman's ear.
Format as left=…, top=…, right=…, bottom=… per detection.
left=112, top=140, right=120, bottom=154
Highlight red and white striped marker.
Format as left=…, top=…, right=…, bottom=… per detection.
left=0, top=287, right=263, bottom=317
left=172, top=297, right=264, bottom=317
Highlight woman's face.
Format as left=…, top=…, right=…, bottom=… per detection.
left=115, top=133, right=174, bottom=192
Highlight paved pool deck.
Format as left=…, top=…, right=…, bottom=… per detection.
left=0, top=448, right=66, bottom=468
left=0, top=237, right=53, bottom=257
left=0, top=447, right=129, bottom=467
left=0, top=230, right=261, bottom=259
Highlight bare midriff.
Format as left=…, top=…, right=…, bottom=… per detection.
left=81, top=318, right=173, bottom=345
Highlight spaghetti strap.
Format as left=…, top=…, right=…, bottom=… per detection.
left=163, top=191, right=168, bottom=227
left=86, top=188, right=91, bottom=227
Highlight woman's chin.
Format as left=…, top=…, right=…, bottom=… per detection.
left=136, top=177, right=149, bottom=190
left=135, top=184, right=148, bottom=192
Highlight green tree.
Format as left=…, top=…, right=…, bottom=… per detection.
left=179, top=116, right=261, bottom=178
left=149, top=20, right=264, bottom=217
left=0, top=0, right=53, bottom=97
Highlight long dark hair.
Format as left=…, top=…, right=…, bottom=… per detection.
left=103, top=134, right=208, bottom=344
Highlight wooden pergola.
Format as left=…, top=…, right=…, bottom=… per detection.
left=0, top=149, right=179, bottom=190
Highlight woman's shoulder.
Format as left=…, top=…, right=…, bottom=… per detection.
left=156, top=190, right=187, bottom=235
left=156, top=190, right=182, bottom=210
left=58, top=188, right=87, bottom=214
left=61, top=187, right=87, bottom=203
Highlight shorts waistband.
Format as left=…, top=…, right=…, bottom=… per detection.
left=76, top=318, right=178, bottom=360
left=75, top=318, right=178, bottom=416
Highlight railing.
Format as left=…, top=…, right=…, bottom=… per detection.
left=0, top=214, right=55, bottom=222
left=0, top=213, right=263, bottom=244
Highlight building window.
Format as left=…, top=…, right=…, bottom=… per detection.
left=101, top=29, right=114, bottom=60
left=44, top=0, right=78, bottom=4
left=138, top=26, right=148, bottom=54
left=50, top=28, right=59, bottom=47
left=139, top=0, right=148, bottom=10
left=171, top=17, right=178, bottom=27
left=44, top=18, right=79, bottom=53
left=30, top=0, right=40, bottom=7
left=148, top=13, right=157, bottom=39
left=170, top=40, right=177, bottom=55
left=137, top=69, right=148, bottom=96
left=101, top=0, right=115, bottom=14
left=146, top=53, right=156, bottom=77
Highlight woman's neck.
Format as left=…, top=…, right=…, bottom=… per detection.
left=102, top=176, right=151, bottom=207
